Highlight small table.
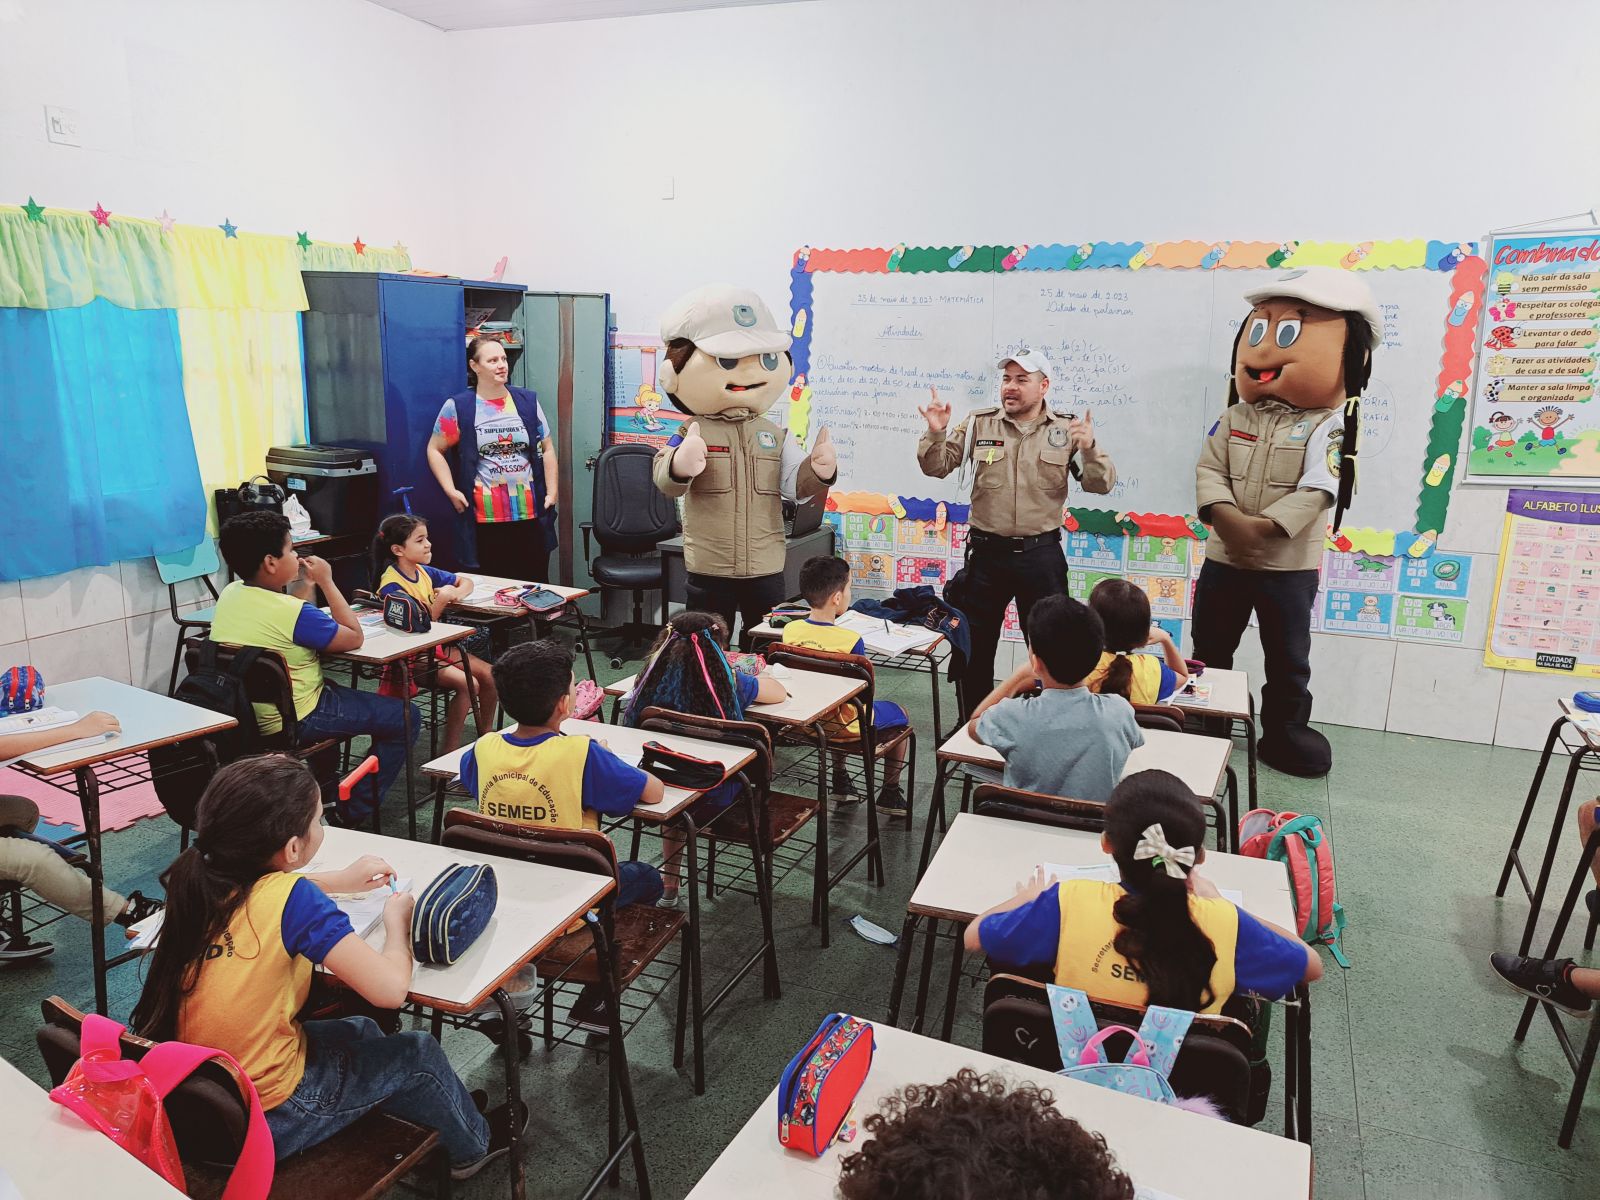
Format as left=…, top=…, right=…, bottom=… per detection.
left=420, top=718, right=775, bottom=1095
left=0, top=1054, right=191, bottom=1198
left=325, top=617, right=480, bottom=839
left=1168, top=666, right=1258, bottom=816
left=10, top=677, right=237, bottom=1014
left=919, top=722, right=1233, bottom=877
left=685, top=1020, right=1311, bottom=1200
left=1497, top=698, right=1600, bottom=954
left=445, top=574, right=597, bottom=680
left=742, top=666, right=870, bottom=948
left=748, top=616, right=954, bottom=745
left=314, top=825, right=651, bottom=1200
left=886, top=811, right=1312, bottom=1144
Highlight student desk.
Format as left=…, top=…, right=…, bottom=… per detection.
left=420, top=718, right=772, bottom=1095
left=747, top=616, right=955, bottom=745
left=918, top=722, right=1233, bottom=877
left=314, top=825, right=650, bottom=1200
left=888, top=811, right=1312, bottom=1144
left=741, top=665, right=872, bottom=948
left=445, top=574, right=597, bottom=680
left=10, top=676, right=237, bottom=1015
left=1497, top=697, right=1600, bottom=955
left=685, top=1021, right=1311, bottom=1200
left=0, top=1053, right=191, bottom=1198
left=1169, top=665, right=1258, bottom=816
left=324, top=616, right=479, bottom=839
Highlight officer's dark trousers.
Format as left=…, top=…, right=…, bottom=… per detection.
left=953, top=538, right=1068, bottom=719
left=686, top=570, right=786, bottom=649
left=1190, top=559, right=1318, bottom=731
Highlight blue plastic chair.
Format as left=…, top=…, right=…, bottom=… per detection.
left=156, top=541, right=222, bottom=696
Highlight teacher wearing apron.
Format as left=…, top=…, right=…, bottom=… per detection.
left=426, top=337, right=559, bottom=581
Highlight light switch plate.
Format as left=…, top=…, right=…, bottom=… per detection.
left=45, top=105, right=80, bottom=147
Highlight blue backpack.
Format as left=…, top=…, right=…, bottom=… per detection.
left=1047, top=984, right=1193, bottom=1105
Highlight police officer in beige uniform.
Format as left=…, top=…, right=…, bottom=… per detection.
left=918, top=350, right=1116, bottom=715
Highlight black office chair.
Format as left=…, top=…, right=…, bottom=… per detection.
left=582, top=444, right=680, bottom=668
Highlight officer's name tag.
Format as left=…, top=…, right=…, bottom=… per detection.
left=975, top=438, right=1004, bottom=448
left=706, top=445, right=730, bottom=454
left=1229, top=430, right=1259, bottom=444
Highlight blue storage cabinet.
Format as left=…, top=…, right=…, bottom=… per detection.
left=301, top=272, right=526, bottom=572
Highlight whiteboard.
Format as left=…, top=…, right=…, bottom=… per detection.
left=792, top=265, right=1455, bottom=534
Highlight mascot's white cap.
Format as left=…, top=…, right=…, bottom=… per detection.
left=1243, top=266, right=1383, bottom=350
left=660, top=284, right=792, bottom=358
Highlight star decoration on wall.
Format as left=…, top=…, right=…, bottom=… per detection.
left=296, top=231, right=312, bottom=250
left=22, top=196, right=45, bottom=222
left=353, top=237, right=366, bottom=255
left=91, top=203, right=112, bottom=227
left=219, top=218, right=238, bottom=238
left=393, top=241, right=408, bottom=258
left=158, top=209, right=176, bottom=234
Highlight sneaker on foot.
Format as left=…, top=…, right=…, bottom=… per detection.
left=876, top=785, right=908, bottom=818
left=451, top=1099, right=531, bottom=1181
left=831, top=769, right=861, bottom=805
left=567, top=986, right=612, bottom=1035
left=1490, top=952, right=1594, bottom=1018
left=0, top=931, right=54, bottom=962
left=657, top=888, right=683, bottom=911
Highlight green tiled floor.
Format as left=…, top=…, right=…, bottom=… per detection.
left=3, top=652, right=1598, bottom=1199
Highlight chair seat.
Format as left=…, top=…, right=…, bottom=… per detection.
left=592, top=554, right=664, bottom=589
left=537, top=903, right=685, bottom=989
left=177, top=606, right=216, bottom=628
left=188, top=1110, right=440, bottom=1200
left=702, top=789, right=820, bottom=849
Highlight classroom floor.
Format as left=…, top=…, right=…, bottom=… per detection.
left=2, top=647, right=1598, bottom=1200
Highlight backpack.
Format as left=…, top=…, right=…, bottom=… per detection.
left=383, top=592, right=431, bottom=633
left=50, top=1012, right=273, bottom=1200
left=1239, top=808, right=1349, bottom=967
left=1047, top=984, right=1193, bottom=1105
left=149, top=641, right=263, bottom=830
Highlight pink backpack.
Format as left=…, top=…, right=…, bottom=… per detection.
left=1238, top=808, right=1349, bottom=968
left=50, top=1012, right=274, bottom=1199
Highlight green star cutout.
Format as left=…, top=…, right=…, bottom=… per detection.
left=296, top=231, right=312, bottom=250
left=22, top=196, right=45, bottom=222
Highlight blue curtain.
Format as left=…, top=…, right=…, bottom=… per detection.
left=1, top=299, right=205, bottom=581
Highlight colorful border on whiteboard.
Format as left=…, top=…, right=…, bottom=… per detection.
left=789, top=240, right=1481, bottom=549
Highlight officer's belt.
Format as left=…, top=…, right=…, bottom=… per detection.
left=967, top=528, right=1062, bottom=553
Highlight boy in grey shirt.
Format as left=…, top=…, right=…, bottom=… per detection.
left=969, top=594, right=1144, bottom=800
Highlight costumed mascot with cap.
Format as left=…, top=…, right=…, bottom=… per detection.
left=1192, top=266, right=1379, bottom=778
left=652, top=284, right=837, bottom=637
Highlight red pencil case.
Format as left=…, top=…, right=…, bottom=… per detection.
left=776, top=1013, right=875, bottom=1156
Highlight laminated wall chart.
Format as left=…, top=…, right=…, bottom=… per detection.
left=1484, top=489, right=1600, bottom=678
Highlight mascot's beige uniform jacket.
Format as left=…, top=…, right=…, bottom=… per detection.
left=652, top=416, right=829, bottom=578
left=1196, top=400, right=1341, bottom=572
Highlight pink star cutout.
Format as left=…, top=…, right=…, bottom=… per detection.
left=159, top=209, right=175, bottom=234
left=91, top=203, right=111, bottom=227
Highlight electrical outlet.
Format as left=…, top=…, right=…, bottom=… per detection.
left=661, top=174, right=675, bottom=201
left=44, top=105, right=80, bottom=147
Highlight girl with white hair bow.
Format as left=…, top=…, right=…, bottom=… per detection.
left=964, top=770, right=1320, bottom=1014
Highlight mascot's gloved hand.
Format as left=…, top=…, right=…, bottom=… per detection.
left=810, top=426, right=837, bottom=478
left=672, top=420, right=708, bottom=479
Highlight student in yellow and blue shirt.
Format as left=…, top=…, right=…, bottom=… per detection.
left=1083, top=578, right=1188, bottom=706
left=372, top=513, right=498, bottom=754
left=963, top=770, right=1319, bottom=1013
left=130, top=755, right=522, bottom=1180
left=460, top=639, right=666, bottom=1031
left=781, top=556, right=911, bottom=816
left=209, top=511, right=419, bottom=827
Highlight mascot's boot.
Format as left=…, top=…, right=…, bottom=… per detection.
left=1258, top=723, right=1332, bottom=778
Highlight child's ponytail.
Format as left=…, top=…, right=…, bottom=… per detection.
left=1103, top=770, right=1218, bottom=1011
left=1088, top=578, right=1152, bottom=701
left=371, top=513, right=426, bottom=589
left=131, top=755, right=324, bottom=1041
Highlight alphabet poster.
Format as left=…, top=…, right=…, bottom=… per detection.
left=1485, top=489, right=1600, bottom=677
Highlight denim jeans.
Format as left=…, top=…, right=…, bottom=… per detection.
left=298, top=683, right=421, bottom=822
left=264, top=1017, right=488, bottom=1166
left=617, top=859, right=664, bottom=908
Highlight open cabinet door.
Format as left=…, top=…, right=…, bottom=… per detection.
left=521, top=291, right=611, bottom=590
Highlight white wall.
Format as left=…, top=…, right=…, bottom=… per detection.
left=0, top=0, right=461, bottom=268
left=443, top=0, right=1600, bottom=750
